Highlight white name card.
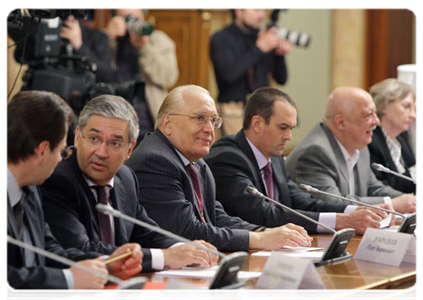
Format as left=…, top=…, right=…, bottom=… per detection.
left=355, top=228, right=416, bottom=266
left=256, top=252, right=325, bottom=289
left=161, top=279, right=213, bottom=300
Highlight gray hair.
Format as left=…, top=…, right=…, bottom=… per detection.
left=78, top=95, right=139, bottom=142
left=154, top=85, right=210, bottom=129
left=370, top=78, right=415, bottom=118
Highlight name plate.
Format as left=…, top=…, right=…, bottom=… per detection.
left=355, top=228, right=416, bottom=266
left=256, top=252, right=325, bottom=289
left=161, top=279, right=213, bottom=300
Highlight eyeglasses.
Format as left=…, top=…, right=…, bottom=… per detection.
left=168, top=113, right=223, bottom=129
left=61, top=147, right=73, bottom=160
left=80, top=135, right=130, bottom=152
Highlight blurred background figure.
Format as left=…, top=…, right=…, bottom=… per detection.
left=105, top=9, right=179, bottom=140
left=368, top=78, right=416, bottom=193
left=210, top=9, right=291, bottom=135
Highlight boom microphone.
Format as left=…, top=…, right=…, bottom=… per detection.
left=299, top=184, right=416, bottom=234
left=246, top=186, right=354, bottom=266
left=96, top=204, right=247, bottom=289
left=371, top=163, right=416, bottom=183
left=7, top=235, right=147, bottom=289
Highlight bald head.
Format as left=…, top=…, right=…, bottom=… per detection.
left=324, top=87, right=373, bottom=120
left=323, top=86, right=380, bottom=155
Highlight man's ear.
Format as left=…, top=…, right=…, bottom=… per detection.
left=125, top=141, right=137, bottom=160
left=74, top=126, right=81, bottom=146
left=333, top=114, right=345, bottom=131
left=251, top=115, right=264, bottom=134
left=161, top=114, right=172, bottom=136
left=33, top=141, right=50, bottom=164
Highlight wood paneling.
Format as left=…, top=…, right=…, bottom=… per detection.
left=365, top=9, right=414, bottom=90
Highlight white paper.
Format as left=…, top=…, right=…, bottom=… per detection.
left=379, top=214, right=392, bottom=228
left=252, top=250, right=323, bottom=260
left=153, top=266, right=261, bottom=281
left=355, top=228, right=415, bottom=266
left=256, top=252, right=325, bottom=289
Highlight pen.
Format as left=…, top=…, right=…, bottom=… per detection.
left=104, top=251, right=133, bottom=265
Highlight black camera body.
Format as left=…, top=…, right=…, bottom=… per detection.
left=125, top=15, right=154, bottom=36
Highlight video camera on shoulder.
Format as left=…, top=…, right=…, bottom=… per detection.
left=125, top=15, right=154, bottom=36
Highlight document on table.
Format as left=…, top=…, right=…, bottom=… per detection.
left=153, top=265, right=261, bottom=281
left=252, top=246, right=324, bottom=259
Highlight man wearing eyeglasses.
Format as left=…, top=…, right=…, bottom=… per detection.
left=126, top=85, right=313, bottom=252
left=40, top=94, right=219, bottom=274
left=8, top=91, right=143, bottom=289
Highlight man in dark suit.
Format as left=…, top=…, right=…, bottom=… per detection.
left=126, top=85, right=313, bottom=252
left=205, top=87, right=392, bottom=235
left=7, top=91, right=142, bottom=289
left=286, top=87, right=416, bottom=214
left=40, top=94, right=218, bottom=272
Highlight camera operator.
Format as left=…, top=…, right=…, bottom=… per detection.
left=12, top=13, right=113, bottom=84
left=210, top=9, right=291, bottom=135
left=105, top=9, right=179, bottom=126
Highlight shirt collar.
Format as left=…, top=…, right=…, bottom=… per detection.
left=7, top=167, right=22, bottom=208
left=84, top=175, right=114, bottom=188
left=334, top=137, right=360, bottom=170
left=246, top=136, right=271, bottom=170
left=175, top=148, right=194, bottom=167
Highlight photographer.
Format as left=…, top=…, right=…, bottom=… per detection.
left=105, top=9, right=179, bottom=124
left=210, top=9, right=291, bottom=135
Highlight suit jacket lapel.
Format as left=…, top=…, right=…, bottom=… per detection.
left=235, top=131, right=267, bottom=193
left=271, top=159, right=292, bottom=205
left=7, top=196, right=25, bottom=262
left=110, top=176, right=126, bottom=245
left=321, top=123, right=350, bottom=191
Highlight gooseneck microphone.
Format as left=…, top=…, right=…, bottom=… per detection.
left=371, top=163, right=416, bottom=184
left=299, top=184, right=416, bottom=234
left=7, top=235, right=147, bottom=289
left=246, top=186, right=336, bottom=234
left=96, top=204, right=247, bottom=289
left=246, top=186, right=354, bottom=266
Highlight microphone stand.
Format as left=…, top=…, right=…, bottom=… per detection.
left=7, top=235, right=147, bottom=289
left=96, top=204, right=247, bottom=289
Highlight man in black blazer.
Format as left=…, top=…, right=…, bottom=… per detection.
left=40, top=94, right=218, bottom=272
left=205, top=87, right=392, bottom=235
left=126, top=85, right=313, bottom=252
left=8, top=91, right=142, bottom=289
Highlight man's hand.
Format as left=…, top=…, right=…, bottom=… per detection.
left=70, top=257, right=108, bottom=289
left=163, top=240, right=219, bottom=269
left=392, top=194, right=416, bottom=214
left=129, top=31, right=150, bottom=49
left=256, top=27, right=280, bottom=53
left=107, top=243, right=143, bottom=278
left=250, top=223, right=312, bottom=250
left=275, top=38, right=292, bottom=56
left=105, top=15, right=127, bottom=41
left=61, top=16, right=83, bottom=50
left=336, top=210, right=383, bottom=235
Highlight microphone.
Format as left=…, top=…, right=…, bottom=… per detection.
left=96, top=203, right=247, bottom=289
left=371, top=163, right=416, bottom=184
left=7, top=235, right=147, bottom=289
left=299, top=184, right=416, bottom=234
left=246, top=186, right=354, bottom=266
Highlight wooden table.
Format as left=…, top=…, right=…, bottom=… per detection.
left=9, top=235, right=420, bottom=300
left=147, top=235, right=420, bottom=300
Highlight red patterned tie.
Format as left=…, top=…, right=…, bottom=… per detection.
left=186, top=163, right=206, bottom=222
left=94, top=185, right=115, bottom=245
left=262, top=162, right=274, bottom=199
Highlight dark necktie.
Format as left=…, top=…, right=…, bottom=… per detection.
left=262, top=162, right=274, bottom=199
left=186, top=163, right=206, bottom=222
left=93, top=186, right=115, bottom=245
left=13, top=200, right=24, bottom=240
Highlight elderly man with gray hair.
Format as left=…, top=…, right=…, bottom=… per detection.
left=286, top=87, right=416, bottom=214
left=40, top=94, right=219, bottom=274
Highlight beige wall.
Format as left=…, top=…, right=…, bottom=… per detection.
left=272, top=10, right=332, bottom=150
